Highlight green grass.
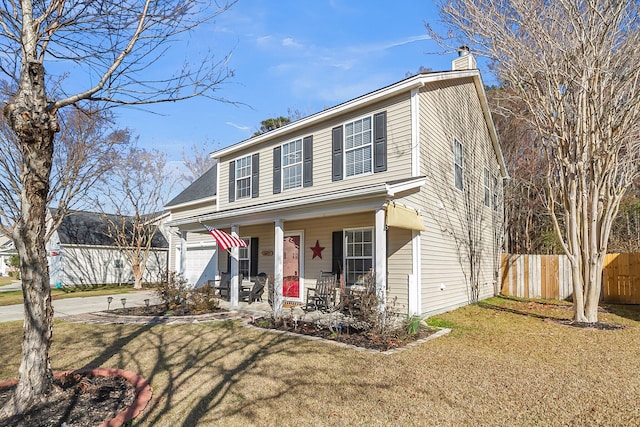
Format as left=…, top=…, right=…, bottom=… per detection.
left=0, top=285, right=141, bottom=307
left=2, top=297, right=638, bottom=426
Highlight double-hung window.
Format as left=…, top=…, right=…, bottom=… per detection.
left=235, top=155, right=252, bottom=200
left=493, top=175, right=500, bottom=211
left=484, top=168, right=491, bottom=207
left=282, top=139, right=303, bottom=190
left=345, top=116, right=373, bottom=177
left=344, top=228, right=373, bottom=286
left=454, top=139, right=464, bottom=191
left=238, top=238, right=250, bottom=280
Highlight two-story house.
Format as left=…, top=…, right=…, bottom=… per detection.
left=165, top=50, right=508, bottom=317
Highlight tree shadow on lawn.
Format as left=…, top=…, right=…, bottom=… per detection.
left=599, top=303, right=640, bottom=323
left=477, top=298, right=626, bottom=330
left=76, top=320, right=308, bottom=427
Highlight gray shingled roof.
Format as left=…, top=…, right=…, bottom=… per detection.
left=165, top=164, right=217, bottom=207
left=56, top=210, right=168, bottom=248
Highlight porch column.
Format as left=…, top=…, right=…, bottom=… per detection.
left=179, top=231, right=187, bottom=277
left=273, top=219, right=284, bottom=316
left=375, top=207, right=387, bottom=315
left=229, top=225, right=240, bottom=308
left=408, top=231, right=421, bottom=316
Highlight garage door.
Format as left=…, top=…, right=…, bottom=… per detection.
left=180, top=246, right=217, bottom=286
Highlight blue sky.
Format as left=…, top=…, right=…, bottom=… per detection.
left=114, top=0, right=470, bottom=165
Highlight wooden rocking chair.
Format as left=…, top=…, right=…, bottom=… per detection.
left=304, top=272, right=337, bottom=312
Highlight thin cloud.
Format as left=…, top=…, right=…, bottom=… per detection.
left=226, top=122, right=251, bottom=132
left=282, top=37, right=303, bottom=48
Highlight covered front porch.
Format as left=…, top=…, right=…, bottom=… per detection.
left=167, top=178, right=426, bottom=315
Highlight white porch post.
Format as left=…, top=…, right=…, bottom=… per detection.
left=408, top=231, right=422, bottom=316
left=273, top=219, right=284, bottom=317
left=375, top=207, right=387, bottom=315
left=229, top=225, right=240, bottom=308
left=179, top=231, right=187, bottom=277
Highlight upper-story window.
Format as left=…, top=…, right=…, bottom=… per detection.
left=493, top=174, right=500, bottom=211
left=235, top=155, right=252, bottom=199
left=345, top=117, right=373, bottom=177
left=282, top=139, right=303, bottom=190
left=484, top=167, right=491, bottom=207
left=454, top=139, right=464, bottom=191
left=273, top=136, right=313, bottom=194
left=229, top=153, right=259, bottom=203
left=332, top=111, right=387, bottom=181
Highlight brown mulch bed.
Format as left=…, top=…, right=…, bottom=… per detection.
left=250, top=317, right=437, bottom=351
left=0, top=372, right=135, bottom=427
left=107, top=303, right=225, bottom=317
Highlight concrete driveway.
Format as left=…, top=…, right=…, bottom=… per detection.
left=0, top=289, right=159, bottom=322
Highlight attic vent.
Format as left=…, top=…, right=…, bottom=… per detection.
left=452, top=45, right=477, bottom=71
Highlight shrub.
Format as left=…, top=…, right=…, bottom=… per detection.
left=156, top=272, right=220, bottom=313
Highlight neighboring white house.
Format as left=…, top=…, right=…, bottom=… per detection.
left=165, top=50, right=508, bottom=317
left=47, top=210, right=169, bottom=287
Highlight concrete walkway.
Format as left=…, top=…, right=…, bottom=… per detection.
left=0, top=290, right=159, bottom=323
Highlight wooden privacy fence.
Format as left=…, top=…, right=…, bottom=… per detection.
left=501, top=253, right=640, bottom=304
left=501, top=254, right=573, bottom=300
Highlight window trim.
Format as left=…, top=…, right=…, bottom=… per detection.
left=235, top=155, right=252, bottom=200
left=281, top=138, right=303, bottom=191
left=483, top=167, right=491, bottom=207
left=343, top=227, right=374, bottom=286
left=453, top=138, right=464, bottom=191
left=238, top=237, right=251, bottom=280
left=493, top=174, right=500, bottom=212
left=343, top=115, right=374, bottom=179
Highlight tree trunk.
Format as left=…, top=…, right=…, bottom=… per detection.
left=1, top=61, right=58, bottom=415
left=133, top=263, right=142, bottom=289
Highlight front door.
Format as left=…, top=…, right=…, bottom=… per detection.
left=283, top=233, right=303, bottom=299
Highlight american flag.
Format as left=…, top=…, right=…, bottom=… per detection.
left=203, top=224, right=248, bottom=251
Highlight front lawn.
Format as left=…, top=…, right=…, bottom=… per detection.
left=0, top=285, right=141, bottom=307
left=0, top=296, right=638, bottom=426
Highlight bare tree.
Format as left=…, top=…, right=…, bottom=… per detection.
left=0, top=98, right=131, bottom=240
left=487, top=87, right=558, bottom=254
left=96, top=147, right=172, bottom=289
left=180, top=141, right=216, bottom=183
left=431, top=0, right=640, bottom=323
left=0, top=0, right=236, bottom=414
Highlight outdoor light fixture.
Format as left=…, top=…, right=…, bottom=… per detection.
left=144, top=299, right=150, bottom=313
left=107, top=296, right=113, bottom=311
left=121, top=298, right=126, bottom=312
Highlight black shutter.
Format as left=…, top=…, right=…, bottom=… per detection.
left=250, top=237, right=259, bottom=279
left=332, top=126, right=343, bottom=181
left=273, top=146, right=281, bottom=194
left=373, top=111, right=387, bottom=173
left=228, top=161, right=235, bottom=202
left=332, top=231, right=344, bottom=278
left=251, top=153, right=259, bottom=198
left=303, top=135, right=313, bottom=187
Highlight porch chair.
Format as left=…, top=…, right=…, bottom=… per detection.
left=240, top=272, right=268, bottom=304
left=215, top=272, right=231, bottom=300
left=304, top=271, right=337, bottom=312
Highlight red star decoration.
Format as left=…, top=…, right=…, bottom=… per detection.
left=310, top=240, right=325, bottom=259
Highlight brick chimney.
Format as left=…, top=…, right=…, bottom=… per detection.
left=451, top=45, right=477, bottom=71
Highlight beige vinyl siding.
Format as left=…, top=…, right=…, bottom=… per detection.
left=218, top=93, right=414, bottom=211
left=387, top=227, right=412, bottom=312
left=417, top=78, right=502, bottom=316
left=170, top=201, right=216, bottom=221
